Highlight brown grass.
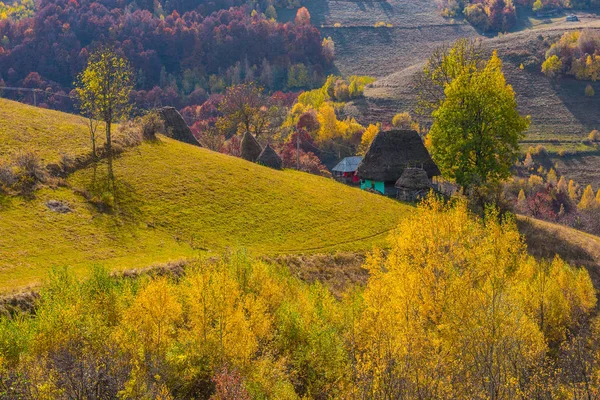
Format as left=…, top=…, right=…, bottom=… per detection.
left=517, top=216, right=600, bottom=287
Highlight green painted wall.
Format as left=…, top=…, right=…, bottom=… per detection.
left=361, top=180, right=385, bottom=194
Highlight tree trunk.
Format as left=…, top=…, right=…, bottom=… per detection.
left=106, top=121, right=111, bottom=154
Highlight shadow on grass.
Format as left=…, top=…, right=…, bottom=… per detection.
left=79, top=156, right=143, bottom=228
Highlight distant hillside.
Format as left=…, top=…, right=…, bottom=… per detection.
left=0, top=100, right=409, bottom=291
left=295, top=0, right=600, bottom=187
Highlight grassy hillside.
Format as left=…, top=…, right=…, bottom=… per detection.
left=0, top=100, right=409, bottom=291
left=518, top=216, right=600, bottom=285
left=0, top=98, right=109, bottom=165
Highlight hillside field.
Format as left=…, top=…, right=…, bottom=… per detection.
left=0, top=100, right=410, bottom=291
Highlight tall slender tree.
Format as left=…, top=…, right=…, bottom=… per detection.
left=75, top=48, right=134, bottom=154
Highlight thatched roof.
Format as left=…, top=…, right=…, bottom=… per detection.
left=357, top=130, right=440, bottom=182
left=332, top=156, right=363, bottom=173
left=240, top=132, right=262, bottom=162
left=257, top=144, right=282, bottom=169
left=395, top=168, right=431, bottom=190
left=157, top=107, right=201, bottom=147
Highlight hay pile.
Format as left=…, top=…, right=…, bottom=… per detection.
left=240, top=131, right=262, bottom=162
left=157, top=107, right=201, bottom=146
left=257, top=144, right=283, bottom=170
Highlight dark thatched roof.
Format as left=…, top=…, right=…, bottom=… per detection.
left=257, top=144, right=282, bottom=170
left=395, top=168, right=431, bottom=190
left=157, top=107, right=201, bottom=147
left=240, top=132, right=262, bottom=162
left=357, top=130, right=440, bottom=182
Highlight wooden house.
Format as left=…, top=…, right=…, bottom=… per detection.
left=356, top=130, right=440, bottom=196
left=332, top=156, right=362, bottom=185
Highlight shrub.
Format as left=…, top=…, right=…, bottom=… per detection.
left=140, top=112, right=164, bottom=140
left=589, top=129, right=600, bottom=142
left=542, top=55, right=562, bottom=78
left=464, top=3, right=489, bottom=31
left=10, top=151, right=46, bottom=195
left=586, top=84, right=595, bottom=97
left=0, top=163, right=16, bottom=192
left=116, top=121, right=143, bottom=148
left=535, top=145, right=548, bottom=156
left=391, top=112, right=412, bottom=129
left=374, top=21, right=387, bottom=28
left=333, top=80, right=350, bottom=101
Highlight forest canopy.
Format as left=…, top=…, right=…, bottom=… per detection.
left=0, top=1, right=330, bottom=111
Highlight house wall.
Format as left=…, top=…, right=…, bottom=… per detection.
left=360, top=180, right=385, bottom=194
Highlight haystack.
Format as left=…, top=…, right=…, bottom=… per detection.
left=240, top=131, right=262, bottom=162
left=257, top=144, right=282, bottom=170
left=157, top=107, right=201, bottom=146
left=395, top=168, right=431, bottom=191
left=357, top=130, right=440, bottom=182
left=395, top=168, right=432, bottom=202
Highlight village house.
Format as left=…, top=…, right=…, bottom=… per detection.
left=356, top=129, right=440, bottom=197
left=332, top=156, right=362, bottom=185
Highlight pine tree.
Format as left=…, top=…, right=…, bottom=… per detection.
left=557, top=176, right=568, bottom=193
left=568, top=180, right=579, bottom=202
left=547, top=168, right=558, bottom=185
left=579, top=185, right=597, bottom=210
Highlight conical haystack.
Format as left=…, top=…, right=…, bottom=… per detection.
left=240, top=131, right=262, bottom=162
left=157, top=107, right=201, bottom=146
left=395, top=168, right=431, bottom=191
left=256, top=144, right=282, bottom=170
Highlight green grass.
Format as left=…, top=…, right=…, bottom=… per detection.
left=0, top=100, right=409, bottom=291
left=0, top=98, right=111, bottom=165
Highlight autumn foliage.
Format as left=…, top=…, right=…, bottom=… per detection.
left=0, top=197, right=598, bottom=398
left=0, top=1, right=330, bottom=111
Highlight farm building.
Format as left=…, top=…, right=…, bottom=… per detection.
left=356, top=130, right=440, bottom=196
left=395, top=168, right=432, bottom=202
left=332, top=156, right=362, bottom=184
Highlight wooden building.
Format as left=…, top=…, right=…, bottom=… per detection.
left=356, top=130, right=440, bottom=196
left=332, top=156, right=362, bottom=185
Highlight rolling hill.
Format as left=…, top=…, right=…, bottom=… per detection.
left=293, top=1, right=600, bottom=187
left=0, top=99, right=410, bottom=291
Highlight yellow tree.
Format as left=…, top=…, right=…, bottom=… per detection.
left=547, top=168, right=558, bottom=185
left=579, top=185, right=597, bottom=210
left=355, top=196, right=595, bottom=398
left=358, top=124, right=379, bottom=155
left=557, top=176, right=568, bottom=193
left=75, top=48, right=133, bottom=154
left=568, top=180, right=579, bottom=202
